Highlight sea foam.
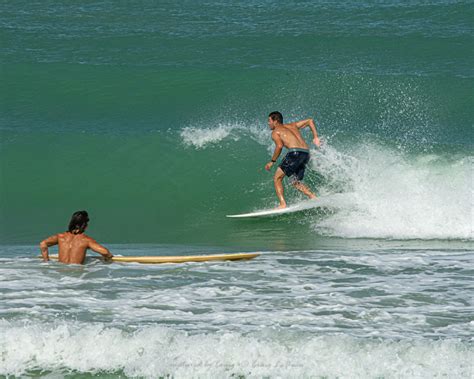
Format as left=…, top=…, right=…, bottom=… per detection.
left=180, top=121, right=268, bottom=149
left=180, top=124, right=236, bottom=149
left=311, top=143, right=473, bottom=240
left=1, top=321, right=472, bottom=378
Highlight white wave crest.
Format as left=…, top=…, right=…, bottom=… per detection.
left=180, top=124, right=235, bottom=149
left=311, top=143, right=473, bottom=240
left=180, top=121, right=268, bottom=149
left=1, top=321, right=472, bottom=378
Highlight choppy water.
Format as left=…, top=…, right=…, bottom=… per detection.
left=1, top=0, right=473, bottom=377
left=1, top=245, right=473, bottom=377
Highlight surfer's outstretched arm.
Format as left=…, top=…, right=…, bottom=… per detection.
left=294, top=118, right=320, bottom=147
left=87, top=238, right=113, bottom=260
left=39, top=234, right=59, bottom=262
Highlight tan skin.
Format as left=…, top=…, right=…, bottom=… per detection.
left=265, top=117, right=321, bottom=209
left=40, top=226, right=113, bottom=264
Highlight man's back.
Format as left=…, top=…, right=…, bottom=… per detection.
left=57, top=232, right=91, bottom=264
left=273, top=123, right=309, bottom=150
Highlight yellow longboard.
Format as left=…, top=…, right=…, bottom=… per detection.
left=44, top=252, right=260, bottom=264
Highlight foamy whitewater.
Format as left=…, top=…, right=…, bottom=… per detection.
left=1, top=247, right=473, bottom=377
left=311, top=144, right=473, bottom=240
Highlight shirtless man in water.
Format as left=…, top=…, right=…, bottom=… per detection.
left=265, top=111, right=321, bottom=209
left=40, top=210, right=113, bottom=264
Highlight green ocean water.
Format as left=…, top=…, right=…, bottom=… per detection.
left=1, top=1, right=472, bottom=246
left=1, top=2, right=474, bottom=378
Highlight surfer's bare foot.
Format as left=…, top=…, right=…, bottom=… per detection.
left=309, top=194, right=317, bottom=200
left=276, top=203, right=287, bottom=209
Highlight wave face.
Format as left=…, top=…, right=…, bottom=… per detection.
left=1, top=126, right=471, bottom=245
left=1, top=0, right=472, bottom=246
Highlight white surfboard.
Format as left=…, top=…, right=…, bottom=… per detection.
left=227, top=199, right=321, bottom=218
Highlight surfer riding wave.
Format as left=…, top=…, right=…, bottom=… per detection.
left=265, top=111, right=320, bottom=209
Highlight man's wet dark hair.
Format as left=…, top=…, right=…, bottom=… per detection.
left=268, top=111, right=283, bottom=124
left=68, top=211, right=89, bottom=234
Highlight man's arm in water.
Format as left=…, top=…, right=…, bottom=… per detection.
left=39, top=234, right=59, bottom=262
left=293, top=118, right=320, bottom=147
left=265, top=132, right=284, bottom=171
left=87, top=238, right=113, bottom=260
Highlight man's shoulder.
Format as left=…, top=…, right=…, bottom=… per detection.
left=81, top=234, right=94, bottom=241
left=70, top=233, right=94, bottom=243
left=273, top=125, right=291, bottom=133
left=283, top=122, right=298, bottom=128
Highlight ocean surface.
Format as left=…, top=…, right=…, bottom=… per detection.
left=1, top=0, right=473, bottom=377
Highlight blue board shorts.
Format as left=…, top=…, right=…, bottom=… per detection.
left=279, top=148, right=310, bottom=182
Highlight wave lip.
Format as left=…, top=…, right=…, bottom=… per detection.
left=180, top=121, right=268, bottom=149
left=1, top=321, right=472, bottom=378
left=180, top=124, right=235, bottom=149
